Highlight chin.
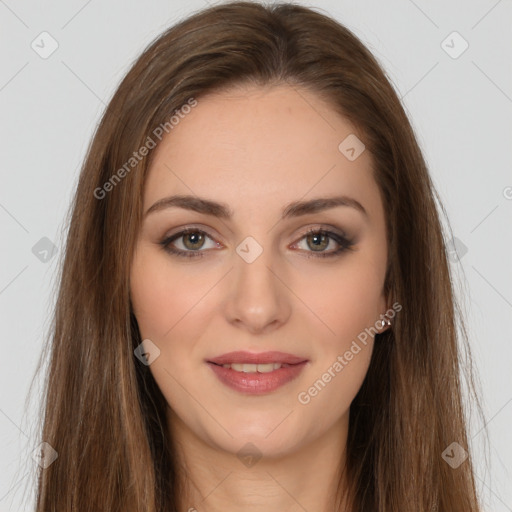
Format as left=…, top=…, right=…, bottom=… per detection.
left=200, top=410, right=312, bottom=459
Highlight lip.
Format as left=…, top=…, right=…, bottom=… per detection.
left=207, top=350, right=307, bottom=366
left=206, top=351, right=308, bottom=395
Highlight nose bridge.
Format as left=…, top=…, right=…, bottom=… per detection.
left=226, top=234, right=290, bottom=331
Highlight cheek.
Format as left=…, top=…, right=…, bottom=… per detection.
left=130, top=249, right=205, bottom=412
left=296, top=258, right=386, bottom=348
left=291, top=254, right=385, bottom=412
left=130, top=247, right=220, bottom=399
left=294, top=265, right=381, bottom=421
left=130, top=247, right=207, bottom=339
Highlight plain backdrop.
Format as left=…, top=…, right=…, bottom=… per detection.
left=0, top=0, right=511, bottom=510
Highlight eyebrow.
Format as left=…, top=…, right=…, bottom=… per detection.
left=144, top=194, right=368, bottom=220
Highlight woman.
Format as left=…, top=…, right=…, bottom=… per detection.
left=33, top=2, right=484, bottom=510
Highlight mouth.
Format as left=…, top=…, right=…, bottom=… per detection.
left=207, top=350, right=307, bottom=366
left=211, top=362, right=296, bottom=373
left=206, top=351, right=308, bottom=394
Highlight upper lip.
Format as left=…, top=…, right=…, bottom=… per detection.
left=207, top=351, right=307, bottom=365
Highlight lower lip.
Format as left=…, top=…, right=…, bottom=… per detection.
left=207, top=362, right=308, bottom=394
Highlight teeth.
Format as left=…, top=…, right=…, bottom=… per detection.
left=221, top=363, right=284, bottom=373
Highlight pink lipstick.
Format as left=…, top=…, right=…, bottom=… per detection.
left=206, top=351, right=308, bottom=395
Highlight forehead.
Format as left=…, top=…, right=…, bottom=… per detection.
left=143, top=84, right=381, bottom=220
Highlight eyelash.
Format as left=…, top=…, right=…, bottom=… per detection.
left=159, top=226, right=355, bottom=259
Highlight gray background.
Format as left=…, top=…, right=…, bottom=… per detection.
left=0, top=0, right=511, bottom=510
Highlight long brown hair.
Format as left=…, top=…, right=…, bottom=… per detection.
left=30, top=1, right=485, bottom=510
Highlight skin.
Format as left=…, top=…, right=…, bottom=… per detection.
left=130, top=84, right=390, bottom=512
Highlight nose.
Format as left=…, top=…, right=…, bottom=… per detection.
left=223, top=239, right=292, bottom=335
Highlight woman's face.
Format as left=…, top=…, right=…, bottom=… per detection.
left=130, top=84, right=389, bottom=458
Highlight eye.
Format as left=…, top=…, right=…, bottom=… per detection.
left=290, top=227, right=354, bottom=259
left=160, top=228, right=219, bottom=258
left=159, top=226, right=354, bottom=259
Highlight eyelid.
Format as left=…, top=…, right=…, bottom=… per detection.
left=164, top=223, right=225, bottom=243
